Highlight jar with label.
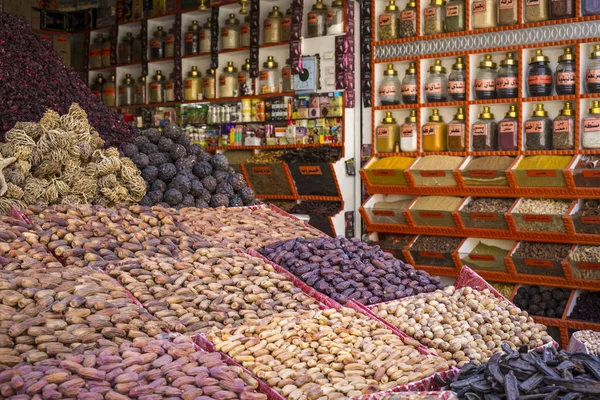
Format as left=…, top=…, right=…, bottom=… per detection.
left=101, top=34, right=112, bottom=66
left=401, top=110, right=418, bottom=152
left=423, top=0, right=446, bottom=35
left=379, top=64, right=402, bottom=106
left=164, top=72, right=175, bottom=102
left=550, top=0, right=574, bottom=19
left=203, top=69, right=216, bottom=100
left=401, top=62, right=418, bottom=104
left=308, top=0, right=328, bottom=38
left=102, top=73, right=116, bottom=107
left=376, top=112, right=400, bottom=153
left=135, top=75, right=146, bottom=105
left=259, top=56, right=280, bottom=94
left=200, top=18, right=212, bottom=53
left=583, top=0, right=600, bottom=15
left=281, top=59, right=294, bottom=93
left=184, top=21, right=200, bottom=55
left=425, top=59, right=448, bottom=103
left=133, top=34, right=142, bottom=62
left=379, top=0, right=400, bottom=40
left=165, top=27, right=175, bottom=58
left=219, top=62, right=238, bottom=98
left=524, top=0, right=549, bottom=22
left=448, top=56, right=466, bottom=101
left=472, top=106, right=498, bottom=151
left=555, top=47, right=575, bottom=95
left=422, top=108, right=448, bottom=152
left=583, top=101, right=600, bottom=149
left=264, top=6, right=283, bottom=44
left=472, top=0, right=497, bottom=29
left=222, top=14, right=240, bottom=50
left=525, top=104, right=552, bottom=150
left=399, top=1, right=417, bottom=38
left=241, top=15, right=250, bottom=47
left=496, top=52, right=518, bottom=99
left=498, top=0, right=517, bottom=26
left=119, top=32, right=134, bottom=64
left=90, top=34, right=103, bottom=68
left=586, top=45, right=600, bottom=94
left=552, top=102, right=574, bottom=149
left=447, top=107, right=466, bottom=151
left=150, top=26, right=166, bottom=60
left=474, top=54, right=497, bottom=100
left=239, top=59, right=255, bottom=96
left=119, top=74, right=135, bottom=106
left=149, top=70, right=165, bottom=104
left=184, top=66, right=203, bottom=101
left=282, top=8, right=292, bottom=41
left=527, top=49, right=553, bottom=97
left=498, top=104, right=518, bottom=150
left=328, top=0, right=344, bottom=35
left=91, top=73, right=105, bottom=100
left=445, top=0, right=465, bottom=32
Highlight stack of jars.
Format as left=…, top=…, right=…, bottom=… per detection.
left=89, top=33, right=113, bottom=68
left=375, top=110, right=418, bottom=153
left=472, top=53, right=520, bottom=100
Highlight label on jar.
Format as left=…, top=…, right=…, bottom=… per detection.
left=500, top=121, right=517, bottom=133
left=470, top=212, right=498, bottom=220
left=526, top=0, right=540, bottom=4
left=522, top=215, right=553, bottom=223
left=203, top=78, right=212, bottom=87
left=119, top=86, right=125, bottom=94
left=308, top=12, right=318, bottom=24
left=282, top=17, right=291, bottom=27
left=587, top=69, right=600, bottom=83
left=90, top=49, right=101, bottom=57
left=448, top=123, right=464, bottom=137
left=401, top=84, right=417, bottom=95
left=446, top=5, right=459, bottom=17
left=496, top=77, right=518, bottom=89
left=379, top=85, right=397, bottom=97
left=528, top=74, right=552, bottom=85
left=469, top=170, right=498, bottom=178
left=402, top=10, right=415, bottom=21
left=422, top=125, right=435, bottom=136
left=448, top=80, right=465, bottom=94
left=150, top=39, right=160, bottom=48
left=166, top=35, right=174, bottom=45
left=474, top=79, right=495, bottom=91
left=524, top=258, right=554, bottom=267
left=472, top=124, right=488, bottom=136
left=583, top=117, right=600, bottom=132
left=241, top=25, right=249, bottom=34
left=200, top=31, right=207, bottom=39
left=135, top=85, right=143, bottom=93
left=149, top=83, right=160, bottom=92
left=401, top=124, right=415, bottom=137
left=221, top=28, right=229, bottom=37
left=186, top=80, right=195, bottom=89
left=101, top=48, right=110, bottom=57
left=373, top=210, right=396, bottom=216
left=328, top=11, right=335, bottom=21
left=259, top=71, right=270, bottom=81
left=557, top=72, right=575, bottom=86
left=103, top=87, right=115, bottom=95
left=264, top=20, right=273, bottom=30
left=184, top=33, right=194, bottom=42
left=499, top=0, right=515, bottom=9
left=238, top=73, right=246, bottom=83
left=282, top=68, right=291, bottom=79
left=424, top=7, right=437, bottom=20
left=472, top=1, right=487, bottom=13
left=166, top=81, right=174, bottom=89
left=418, top=211, right=444, bottom=218
left=525, top=120, right=543, bottom=133
left=578, top=262, right=600, bottom=270
left=553, top=119, right=572, bottom=133
left=376, top=126, right=390, bottom=138
left=424, top=81, right=442, bottom=94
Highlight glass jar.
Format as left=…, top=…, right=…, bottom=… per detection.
left=401, top=110, right=418, bottom=152
left=425, top=59, right=448, bottom=103
left=89, top=34, right=103, bottom=68
left=445, top=0, right=465, bottom=33
left=550, top=0, right=574, bottom=19
left=165, top=27, right=175, bottom=58
left=150, top=26, right=166, bottom=60
left=219, top=62, right=238, bottom=98
left=379, top=0, right=400, bottom=40
left=498, top=104, right=518, bottom=150
left=133, top=33, right=142, bottom=62
left=282, top=8, right=292, bottom=41
left=259, top=56, right=280, bottom=94
left=527, top=49, right=553, bottom=97
left=328, top=0, right=344, bottom=35
left=553, top=47, right=576, bottom=96
left=552, top=102, right=575, bottom=149
left=583, top=0, right=600, bottom=15
left=471, top=106, right=498, bottom=151
left=498, top=0, right=517, bottom=26
left=422, top=108, right=447, bottom=152
left=583, top=101, right=600, bottom=149
left=101, top=34, right=111, bottom=66
left=423, top=0, right=446, bottom=35
left=184, top=21, right=200, bottom=55
left=149, top=70, right=165, bottom=104
left=200, top=18, right=212, bottom=53
left=264, top=6, right=283, bottom=44
left=222, top=14, right=240, bottom=50
left=496, top=52, right=518, bottom=99
left=164, top=72, right=175, bottom=102
left=376, top=112, right=400, bottom=153
left=185, top=66, right=203, bottom=101
left=119, top=32, right=134, bottom=64
left=471, top=0, right=497, bottom=29
left=447, top=107, right=466, bottom=151
left=102, top=73, right=116, bottom=107
left=524, top=0, right=549, bottom=22
left=281, top=59, right=294, bottom=93
left=525, top=104, right=552, bottom=150
left=401, top=62, right=418, bottom=104
left=119, top=73, right=135, bottom=106
left=241, top=15, right=250, bottom=47
left=474, top=54, right=497, bottom=100
left=91, top=73, right=105, bottom=99
left=203, top=68, right=216, bottom=100
left=448, top=56, right=466, bottom=101
left=399, top=1, right=417, bottom=38
left=308, top=0, right=328, bottom=38
left=586, top=45, right=600, bottom=94
left=239, top=58, right=255, bottom=96
left=379, top=64, right=402, bottom=106
left=135, top=75, right=146, bottom=105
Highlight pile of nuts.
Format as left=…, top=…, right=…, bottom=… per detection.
left=372, top=286, right=553, bottom=367
left=572, top=330, right=600, bottom=356
left=208, top=307, right=450, bottom=399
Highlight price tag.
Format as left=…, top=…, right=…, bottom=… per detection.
left=522, top=215, right=553, bottom=223
left=468, top=254, right=496, bottom=262
left=470, top=213, right=498, bottom=221
left=419, top=251, right=444, bottom=259
left=418, top=211, right=444, bottom=219
left=420, top=171, right=445, bottom=177
left=372, top=169, right=395, bottom=177
left=373, top=210, right=396, bottom=217
left=524, top=259, right=555, bottom=267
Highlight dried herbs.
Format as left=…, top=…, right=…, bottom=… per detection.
left=569, top=291, right=600, bottom=322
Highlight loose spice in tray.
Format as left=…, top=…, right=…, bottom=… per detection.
left=513, top=241, right=571, bottom=261
left=410, top=235, right=463, bottom=253
left=463, top=197, right=515, bottom=213
left=462, top=156, right=514, bottom=186
left=461, top=241, right=509, bottom=272
left=410, top=196, right=463, bottom=211
left=568, top=291, right=600, bottom=323
left=573, top=155, right=600, bottom=187
left=571, top=199, right=600, bottom=235
left=569, top=245, right=600, bottom=281
left=512, top=198, right=570, bottom=232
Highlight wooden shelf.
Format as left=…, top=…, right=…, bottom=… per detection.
left=205, top=143, right=343, bottom=151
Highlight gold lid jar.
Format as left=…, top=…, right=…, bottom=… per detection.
left=219, top=61, right=239, bottom=98
left=259, top=56, right=280, bottom=94
left=203, top=68, right=216, bottom=100
left=222, top=14, right=240, bottom=50
left=264, top=6, right=283, bottom=44
left=185, top=66, right=203, bottom=101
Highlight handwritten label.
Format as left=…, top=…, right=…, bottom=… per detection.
left=581, top=216, right=600, bottom=224
left=373, top=210, right=396, bottom=217
left=90, top=49, right=101, bottom=57
left=282, top=17, right=291, bottom=27
left=448, top=123, right=464, bottom=137
left=526, top=170, right=557, bottom=178
left=583, top=117, right=600, bottom=132
left=378, top=13, right=391, bottom=26
left=200, top=31, right=207, bottom=40
left=252, top=166, right=272, bottom=175
left=219, top=76, right=226, bottom=85
left=524, top=258, right=554, bottom=268
left=468, top=254, right=496, bottom=262
left=525, top=120, right=544, bottom=134
left=264, top=20, right=272, bottom=30
left=402, top=9, right=415, bottom=21
left=496, top=77, right=518, bottom=89
left=446, top=5, right=459, bottom=17
left=472, top=124, right=488, bottom=136
left=401, top=124, right=415, bottom=137
left=379, top=85, right=397, bottom=97
left=372, top=169, right=395, bottom=176
left=470, top=212, right=498, bottom=221
left=586, top=68, right=600, bottom=83
left=299, top=166, right=323, bottom=175
left=166, top=35, right=174, bottom=44
left=418, top=211, right=444, bottom=218
left=166, top=81, right=174, bottom=89
left=583, top=170, right=600, bottom=178
left=241, top=25, right=249, bottom=34
left=221, top=27, right=229, bottom=37
left=184, top=33, right=194, bottom=43
left=307, top=12, right=317, bottom=23
left=238, top=73, right=246, bottom=83
left=101, top=48, right=110, bottom=57
left=472, top=0, right=487, bottom=13
left=259, top=71, right=270, bottom=81
left=553, top=119, right=572, bottom=134
left=424, top=82, right=442, bottom=94
left=419, top=251, right=444, bottom=259
left=522, top=215, right=553, bottom=223
left=474, top=78, right=495, bottom=91
left=282, top=68, right=291, bottom=79
left=499, top=0, right=515, bottom=9
left=448, top=80, right=465, bottom=94
left=578, top=262, right=600, bottom=270
left=150, top=39, right=161, bottom=48
left=420, top=170, right=445, bottom=177
left=376, top=126, right=390, bottom=138
left=556, top=72, right=575, bottom=86
left=528, top=75, right=552, bottom=85
left=500, top=121, right=517, bottom=133
left=103, top=88, right=116, bottom=96
left=203, top=78, right=212, bottom=87
left=401, top=84, right=417, bottom=95
left=470, top=170, right=498, bottom=178
left=422, top=125, right=435, bottom=136
left=424, top=7, right=437, bottom=19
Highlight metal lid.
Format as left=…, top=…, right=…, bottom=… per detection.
left=591, top=45, right=600, bottom=59
left=560, top=102, right=574, bottom=116
left=428, top=108, right=443, bottom=122
left=453, top=107, right=465, bottom=121
left=530, top=49, right=549, bottom=63
left=382, top=111, right=396, bottom=124
left=223, top=61, right=237, bottom=73
left=239, top=1, right=248, bottom=14
left=405, top=62, right=417, bottom=74
left=269, top=6, right=282, bottom=16
left=429, top=59, right=446, bottom=73
left=385, top=0, right=398, bottom=11
left=501, top=52, right=517, bottom=67
left=504, top=104, right=518, bottom=118
left=156, top=26, right=164, bottom=34
left=263, top=56, right=278, bottom=68
left=406, top=0, right=416, bottom=8
left=332, top=0, right=343, bottom=7
left=559, top=47, right=574, bottom=62
left=154, top=70, right=165, bottom=81
left=96, top=33, right=104, bottom=40
left=109, top=72, right=116, bottom=82
left=189, top=66, right=201, bottom=77
left=405, top=109, right=417, bottom=123
left=138, top=75, right=146, bottom=83
left=479, top=54, right=496, bottom=69
left=227, top=14, right=239, bottom=24
left=242, top=58, right=251, bottom=71
left=123, top=73, right=134, bottom=84
left=190, top=20, right=200, bottom=31
left=429, top=0, right=445, bottom=5
left=313, top=0, right=327, bottom=10
left=96, top=73, right=105, bottom=84
left=206, top=68, right=215, bottom=76
left=588, top=100, right=600, bottom=114
left=203, top=17, right=212, bottom=27
left=125, top=32, right=133, bottom=38
left=383, top=64, right=398, bottom=76
left=479, top=106, right=494, bottom=119
left=452, top=56, right=465, bottom=70
left=531, top=103, right=548, bottom=117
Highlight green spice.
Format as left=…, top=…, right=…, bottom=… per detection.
left=461, top=241, right=509, bottom=272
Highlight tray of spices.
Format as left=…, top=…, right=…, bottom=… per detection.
left=509, top=198, right=570, bottom=234
left=566, top=290, right=600, bottom=325
left=361, top=194, right=414, bottom=226
left=287, top=163, right=341, bottom=197
left=567, top=199, right=600, bottom=236
left=242, top=163, right=296, bottom=198
left=408, top=196, right=463, bottom=228
left=569, top=155, right=600, bottom=188
left=406, top=235, right=463, bottom=268
left=511, top=285, right=571, bottom=321
left=408, top=155, right=463, bottom=187
left=509, top=241, right=570, bottom=278
left=456, top=197, right=514, bottom=231
left=458, top=156, right=515, bottom=187
left=458, top=238, right=513, bottom=273
left=510, top=155, right=572, bottom=188
left=361, top=156, right=416, bottom=186
left=367, top=232, right=414, bottom=263
left=224, top=150, right=253, bottom=174
left=568, top=245, right=600, bottom=281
